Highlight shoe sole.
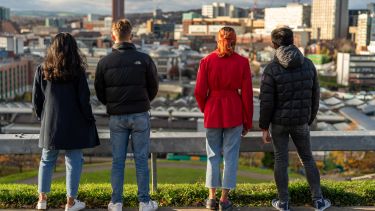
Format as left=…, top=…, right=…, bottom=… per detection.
left=36, top=204, right=47, bottom=210
left=206, top=205, right=218, bottom=210
left=315, top=203, right=331, bottom=211
left=272, top=204, right=290, bottom=211
left=219, top=207, right=233, bottom=211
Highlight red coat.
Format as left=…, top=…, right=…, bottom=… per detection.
left=194, top=51, right=254, bottom=129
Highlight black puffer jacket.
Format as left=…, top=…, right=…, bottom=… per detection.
left=95, top=42, right=159, bottom=115
left=259, top=45, right=320, bottom=129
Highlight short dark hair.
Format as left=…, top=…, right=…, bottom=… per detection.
left=112, top=19, right=132, bottom=40
left=271, top=27, right=294, bottom=47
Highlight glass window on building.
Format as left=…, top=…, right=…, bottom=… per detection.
left=0, top=71, right=2, bottom=99
left=4, top=71, right=7, bottom=98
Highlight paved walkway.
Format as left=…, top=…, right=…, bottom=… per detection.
left=4, top=207, right=375, bottom=211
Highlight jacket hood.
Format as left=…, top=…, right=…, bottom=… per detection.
left=274, top=45, right=304, bottom=69
left=112, top=42, right=136, bottom=52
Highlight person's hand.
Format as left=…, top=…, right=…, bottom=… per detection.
left=262, top=129, right=272, bottom=143
left=242, top=128, right=249, bottom=136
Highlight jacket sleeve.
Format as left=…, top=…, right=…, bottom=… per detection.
left=241, top=61, right=253, bottom=130
left=94, top=60, right=107, bottom=105
left=78, top=71, right=95, bottom=123
left=194, top=58, right=209, bottom=113
left=32, top=66, right=45, bottom=120
left=259, top=66, right=275, bottom=130
left=146, top=57, right=159, bottom=101
left=309, top=62, right=320, bottom=125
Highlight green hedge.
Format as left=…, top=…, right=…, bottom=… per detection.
left=1, top=181, right=375, bottom=208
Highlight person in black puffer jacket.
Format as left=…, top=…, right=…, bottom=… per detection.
left=94, top=35, right=158, bottom=115
left=259, top=27, right=331, bottom=211
left=94, top=19, right=159, bottom=211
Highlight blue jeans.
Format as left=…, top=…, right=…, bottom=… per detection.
left=109, top=112, right=151, bottom=203
left=38, top=149, right=84, bottom=198
left=205, top=125, right=243, bottom=190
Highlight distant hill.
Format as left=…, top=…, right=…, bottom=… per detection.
left=11, top=10, right=85, bottom=17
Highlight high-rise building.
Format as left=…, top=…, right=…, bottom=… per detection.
left=202, top=2, right=246, bottom=18
left=112, top=0, right=125, bottom=22
left=264, top=3, right=311, bottom=32
left=337, top=53, right=375, bottom=88
left=311, top=0, right=349, bottom=40
left=0, top=6, right=10, bottom=21
left=356, top=13, right=371, bottom=52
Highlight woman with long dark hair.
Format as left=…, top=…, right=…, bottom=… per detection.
left=33, top=32, right=99, bottom=211
left=195, top=27, right=253, bottom=210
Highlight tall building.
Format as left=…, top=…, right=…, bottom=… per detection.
left=0, top=6, right=10, bottom=21
left=337, top=53, right=375, bottom=88
left=264, top=3, right=311, bottom=32
left=0, top=36, right=24, bottom=55
left=45, top=18, right=65, bottom=28
left=0, top=58, right=34, bottom=100
left=355, top=13, right=371, bottom=52
left=112, top=0, right=125, bottom=22
left=311, top=0, right=349, bottom=40
left=202, top=2, right=246, bottom=18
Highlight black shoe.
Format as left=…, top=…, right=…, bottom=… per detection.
left=206, top=198, right=218, bottom=210
left=313, top=198, right=331, bottom=211
left=272, top=199, right=290, bottom=211
left=219, top=200, right=233, bottom=211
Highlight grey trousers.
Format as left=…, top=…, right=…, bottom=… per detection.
left=271, top=123, right=323, bottom=202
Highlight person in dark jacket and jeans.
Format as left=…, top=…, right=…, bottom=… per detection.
left=259, top=27, right=331, bottom=211
left=95, top=19, right=159, bottom=211
left=33, top=32, right=100, bottom=211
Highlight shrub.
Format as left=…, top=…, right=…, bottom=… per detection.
left=0, top=181, right=375, bottom=208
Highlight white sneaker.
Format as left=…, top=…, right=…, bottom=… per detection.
left=36, top=200, right=47, bottom=210
left=65, top=199, right=86, bottom=211
left=139, top=200, right=158, bottom=211
left=108, top=202, right=123, bottom=211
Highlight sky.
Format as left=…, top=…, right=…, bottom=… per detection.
left=0, top=0, right=374, bottom=14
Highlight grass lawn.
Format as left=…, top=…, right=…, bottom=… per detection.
left=0, top=160, right=302, bottom=184
left=54, top=167, right=267, bottom=184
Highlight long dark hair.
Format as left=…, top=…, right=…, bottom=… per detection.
left=42, top=32, right=87, bottom=81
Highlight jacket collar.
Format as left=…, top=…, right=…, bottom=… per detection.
left=112, top=42, right=136, bottom=52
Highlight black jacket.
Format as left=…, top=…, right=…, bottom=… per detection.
left=259, top=45, right=320, bottom=129
left=32, top=66, right=100, bottom=150
left=94, top=42, right=159, bottom=115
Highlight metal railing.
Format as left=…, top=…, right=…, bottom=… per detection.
left=1, top=131, right=375, bottom=192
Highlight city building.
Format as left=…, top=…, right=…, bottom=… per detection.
left=311, top=0, right=349, bottom=40
left=0, top=57, right=34, bottom=100
left=337, top=53, right=375, bottom=88
left=153, top=9, right=163, bottom=19
left=368, top=3, right=375, bottom=14
left=0, top=36, right=24, bottom=55
left=202, top=2, right=247, bottom=18
left=349, top=10, right=369, bottom=27
left=182, top=16, right=250, bottom=36
left=87, top=13, right=100, bottom=22
left=146, top=19, right=175, bottom=39
left=45, top=18, right=65, bottom=28
left=112, top=0, right=125, bottom=22
left=0, top=6, right=10, bottom=21
left=264, top=3, right=311, bottom=32
left=356, top=13, right=371, bottom=53
left=174, top=24, right=183, bottom=40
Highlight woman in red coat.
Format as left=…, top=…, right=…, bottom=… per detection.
left=194, top=27, right=253, bottom=210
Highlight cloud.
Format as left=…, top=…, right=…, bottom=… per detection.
left=0, top=0, right=372, bottom=14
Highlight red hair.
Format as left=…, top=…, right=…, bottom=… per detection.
left=217, top=27, right=237, bottom=57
